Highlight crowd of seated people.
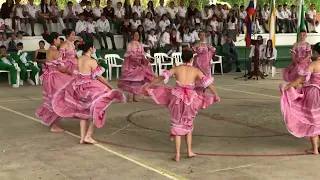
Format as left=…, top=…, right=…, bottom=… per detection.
left=0, top=0, right=318, bottom=53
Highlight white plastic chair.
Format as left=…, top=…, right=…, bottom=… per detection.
left=154, top=53, right=173, bottom=75
left=145, top=53, right=157, bottom=74
left=104, top=54, right=124, bottom=80
left=211, top=55, right=223, bottom=75
left=0, top=63, right=20, bottom=86
left=26, top=62, right=40, bottom=85
left=171, top=52, right=182, bottom=66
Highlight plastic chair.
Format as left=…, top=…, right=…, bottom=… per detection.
left=211, top=55, right=223, bottom=75
left=104, top=54, right=124, bottom=80
left=171, top=52, right=182, bottom=66
left=145, top=53, right=157, bottom=74
left=154, top=53, right=173, bottom=75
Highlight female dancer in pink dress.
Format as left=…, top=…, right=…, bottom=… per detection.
left=118, top=31, right=155, bottom=102
left=35, top=32, right=74, bottom=132
left=280, top=42, right=320, bottom=154
left=283, top=30, right=312, bottom=82
left=59, top=29, right=78, bottom=72
left=192, top=31, right=216, bottom=92
left=52, top=43, right=126, bottom=144
left=144, top=49, right=220, bottom=162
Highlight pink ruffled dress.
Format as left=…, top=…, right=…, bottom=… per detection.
left=283, top=43, right=312, bottom=82
left=51, top=66, right=126, bottom=128
left=35, top=58, right=74, bottom=126
left=59, top=41, right=78, bottom=73
left=193, top=44, right=216, bottom=91
left=118, top=42, right=155, bottom=94
left=146, top=70, right=219, bottom=139
left=280, top=70, right=320, bottom=137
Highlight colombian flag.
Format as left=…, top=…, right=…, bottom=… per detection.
left=245, top=0, right=255, bottom=47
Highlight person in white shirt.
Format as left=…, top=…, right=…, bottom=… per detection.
left=13, top=0, right=26, bottom=34
left=48, top=0, right=66, bottom=33
left=167, top=1, right=178, bottom=25
left=96, top=14, right=117, bottom=50
left=276, top=5, right=290, bottom=33
left=159, top=14, right=171, bottom=32
left=261, top=4, right=270, bottom=33
left=144, top=1, right=156, bottom=17
left=147, top=29, right=158, bottom=55
left=73, top=0, right=85, bottom=16
left=155, top=0, right=167, bottom=18
left=24, top=0, right=43, bottom=36
left=63, top=1, right=77, bottom=29
left=283, top=4, right=293, bottom=33
left=202, top=6, right=213, bottom=27
left=239, top=5, right=247, bottom=34
left=0, top=18, right=6, bottom=34
left=290, top=5, right=298, bottom=32
left=75, top=13, right=88, bottom=42
left=86, top=16, right=104, bottom=49
left=221, top=4, right=229, bottom=24
left=207, top=15, right=222, bottom=46
left=306, top=4, right=319, bottom=33
left=226, top=12, right=238, bottom=42
left=262, top=39, right=277, bottom=76
left=132, top=0, right=143, bottom=19
left=92, top=0, right=103, bottom=20
left=177, top=0, right=187, bottom=24
left=182, top=26, right=194, bottom=46
left=143, top=12, right=156, bottom=32
left=160, top=26, right=174, bottom=55
left=170, top=28, right=182, bottom=52
left=192, top=23, right=201, bottom=42
left=130, top=12, right=141, bottom=31
left=115, top=2, right=125, bottom=20
left=5, top=12, right=19, bottom=34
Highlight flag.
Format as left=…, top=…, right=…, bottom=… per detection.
left=268, top=0, right=276, bottom=47
left=245, top=0, right=255, bottom=47
left=297, top=0, right=305, bottom=42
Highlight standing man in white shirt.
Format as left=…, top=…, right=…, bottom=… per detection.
left=75, top=13, right=88, bottom=42
left=261, top=4, right=270, bottom=33
left=63, top=1, right=78, bottom=30
left=177, top=0, right=187, bottom=25
left=92, top=0, right=103, bottom=21
left=167, top=1, right=178, bottom=25
left=208, top=15, right=222, bottom=46
left=202, top=6, right=213, bottom=28
left=96, top=14, right=117, bottom=50
left=306, top=4, right=319, bottom=33
left=239, top=5, right=247, bottom=34
left=86, top=16, right=104, bottom=49
left=24, top=0, right=45, bottom=36
left=155, top=0, right=167, bottom=18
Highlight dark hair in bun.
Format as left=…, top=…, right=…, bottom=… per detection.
left=79, top=41, right=94, bottom=53
left=182, top=49, right=193, bottom=63
left=42, top=32, right=59, bottom=45
left=62, top=29, right=74, bottom=38
left=314, top=42, right=320, bottom=55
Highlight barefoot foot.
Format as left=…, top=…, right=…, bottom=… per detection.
left=188, top=152, right=197, bottom=158
left=305, top=149, right=319, bottom=155
left=50, top=125, right=64, bottom=132
left=133, top=96, right=140, bottom=102
left=172, top=155, right=180, bottom=162
left=83, top=137, right=98, bottom=144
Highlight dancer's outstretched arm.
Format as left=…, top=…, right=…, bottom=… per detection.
left=146, top=67, right=177, bottom=88
left=197, top=69, right=219, bottom=98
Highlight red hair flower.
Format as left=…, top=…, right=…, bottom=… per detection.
left=184, top=46, right=190, bottom=51
left=79, top=40, right=83, bottom=45
left=45, top=31, right=49, bottom=35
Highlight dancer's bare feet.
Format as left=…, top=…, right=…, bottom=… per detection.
left=50, top=124, right=64, bottom=132
left=172, top=154, right=180, bottom=162
left=188, top=152, right=197, bottom=158
left=305, top=149, right=319, bottom=155
left=133, top=95, right=140, bottom=102
left=128, top=93, right=133, bottom=102
left=83, top=136, right=97, bottom=144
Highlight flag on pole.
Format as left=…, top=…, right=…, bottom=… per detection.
left=297, top=0, right=305, bottom=42
left=268, top=0, right=276, bottom=47
left=245, top=0, right=255, bottom=47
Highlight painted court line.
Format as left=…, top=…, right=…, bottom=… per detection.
left=0, top=104, right=186, bottom=180
left=216, top=87, right=279, bottom=99
left=188, top=163, right=258, bottom=174
left=110, top=123, right=132, bottom=135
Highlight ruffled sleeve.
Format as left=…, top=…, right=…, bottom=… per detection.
left=92, top=66, right=105, bottom=79
left=52, top=60, right=64, bottom=66
left=161, top=69, right=172, bottom=84
left=200, top=76, right=214, bottom=88
left=290, top=47, right=296, bottom=54
left=298, top=70, right=312, bottom=82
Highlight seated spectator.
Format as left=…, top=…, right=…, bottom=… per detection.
left=130, top=12, right=141, bottom=31
left=96, top=13, right=117, bottom=50
left=170, top=28, right=182, bottom=52
left=37, top=0, right=51, bottom=33
left=5, top=12, right=19, bottom=35
left=177, top=0, right=187, bottom=25
left=167, top=2, right=179, bottom=26
left=75, top=13, right=88, bottom=42
left=182, top=26, right=194, bottom=47
left=261, top=4, right=270, bottom=33
left=159, top=14, right=170, bottom=32
left=193, top=12, right=201, bottom=29
left=114, top=1, right=125, bottom=33
left=123, top=0, right=132, bottom=19
left=8, top=33, right=21, bottom=52
left=276, top=5, right=290, bottom=33
left=122, top=18, right=131, bottom=49
left=208, top=15, right=222, bottom=46
left=83, top=1, right=93, bottom=20
left=290, top=5, right=297, bottom=32
left=0, top=16, right=6, bottom=35
left=1, top=0, right=14, bottom=20
left=147, top=28, right=158, bottom=55
left=144, top=1, right=156, bottom=17
left=262, top=39, right=276, bottom=76
left=74, top=40, right=80, bottom=50
left=92, top=0, right=103, bottom=21
left=74, top=0, right=85, bottom=17
left=34, top=40, right=46, bottom=75
left=306, top=3, right=319, bottom=33
left=254, top=5, right=262, bottom=33
left=143, top=12, right=156, bottom=32
left=86, top=16, right=104, bottom=49
left=155, top=0, right=167, bottom=18
left=15, top=42, right=39, bottom=85
left=132, top=0, right=143, bottom=19
left=222, top=36, right=240, bottom=72
left=48, top=0, right=66, bottom=33
left=0, top=45, right=19, bottom=88
left=239, top=5, right=246, bottom=34
left=160, top=26, right=174, bottom=55
left=137, top=25, right=146, bottom=44
left=0, top=33, right=9, bottom=48
left=192, top=23, right=201, bottom=43
left=202, top=6, right=213, bottom=28
left=13, top=0, right=27, bottom=34
left=283, top=4, right=293, bottom=33
left=221, top=4, right=229, bottom=25
left=25, top=0, right=47, bottom=36
left=186, top=1, right=198, bottom=19
left=63, top=1, right=77, bottom=29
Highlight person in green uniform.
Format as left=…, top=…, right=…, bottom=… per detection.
left=0, top=45, right=20, bottom=88
left=222, top=36, right=241, bottom=72
left=15, top=42, right=39, bottom=85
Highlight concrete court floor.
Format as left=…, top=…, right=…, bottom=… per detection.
left=0, top=72, right=319, bottom=180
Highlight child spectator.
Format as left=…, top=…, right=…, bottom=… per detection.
left=306, top=3, right=319, bottom=33
left=137, top=25, right=146, bottom=43
left=48, top=0, right=66, bottom=32
left=132, top=0, right=143, bottom=19
left=92, top=0, right=103, bottom=20
left=143, top=12, right=156, bottom=32
left=130, top=12, right=141, bottom=31
left=208, top=15, right=222, bottom=46
left=226, top=12, right=238, bottom=42
left=239, top=5, right=246, bottom=34
left=86, top=16, right=104, bottom=49
left=160, top=26, right=174, bottom=55
left=96, top=14, right=117, bottom=50
left=75, top=13, right=88, bottom=42
left=182, top=26, right=194, bottom=47
left=147, top=28, right=158, bottom=55
left=159, top=14, right=170, bottom=32
left=122, top=18, right=131, bottom=49
left=170, top=28, right=182, bottom=52
left=0, top=45, right=19, bottom=88
left=8, top=33, right=21, bottom=52
left=144, top=1, right=156, bottom=17
left=155, top=0, right=167, bottom=18
left=104, top=0, right=116, bottom=33
left=5, top=12, right=18, bottom=35
left=13, top=0, right=26, bottom=34
left=167, top=1, right=178, bottom=25
left=192, top=23, right=201, bottom=43
left=177, top=0, right=187, bottom=24
left=0, top=14, right=6, bottom=34
left=115, top=2, right=125, bottom=33
left=63, top=1, right=77, bottom=29
left=74, top=0, right=85, bottom=17
left=83, top=1, right=93, bottom=20
left=261, top=4, right=270, bottom=33
left=202, top=6, right=213, bottom=28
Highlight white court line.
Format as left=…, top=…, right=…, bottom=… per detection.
left=0, top=104, right=184, bottom=180
left=110, top=123, right=132, bottom=135
left=217, top=87, right=279, bottom=99
left=0, top=97, right=42, bottom=103
left=188, top=163, right=258, bottom=174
